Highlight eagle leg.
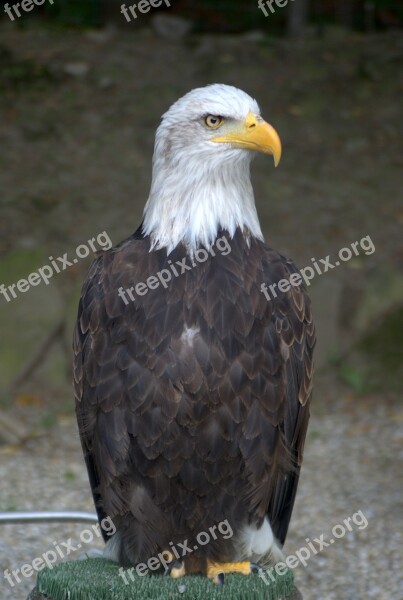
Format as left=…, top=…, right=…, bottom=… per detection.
left=207, top=560, right=256, bottom=585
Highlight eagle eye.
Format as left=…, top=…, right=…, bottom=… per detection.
left=205, top=115, right=223, bottom=129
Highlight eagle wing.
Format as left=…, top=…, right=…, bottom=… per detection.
left=261, top=253, right=315, bottom=545
left=73, top=233, right=195, bottom=549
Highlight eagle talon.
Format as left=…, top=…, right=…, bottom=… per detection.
left=251, top=562, right=262, bottom=574
left=164, top=560, right=186, bottom=578
left=162, top=550, right=176, bottom=575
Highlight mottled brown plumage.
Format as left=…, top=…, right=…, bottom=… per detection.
left=73, top=225, right=315, bottom=568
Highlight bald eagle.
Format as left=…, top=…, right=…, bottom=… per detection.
left=73, top=84, right=315, bottom=584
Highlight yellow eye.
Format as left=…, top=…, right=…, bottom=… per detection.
left=205, top=115, right=223, bottom=129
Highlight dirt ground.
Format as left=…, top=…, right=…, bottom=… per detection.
left=0, top=19, right=402, bottom=600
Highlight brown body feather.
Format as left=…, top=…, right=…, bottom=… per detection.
left=73, top=226, right=315, bottom=567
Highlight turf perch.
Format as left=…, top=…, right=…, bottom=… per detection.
left=30, top=558, right=296, bottom=600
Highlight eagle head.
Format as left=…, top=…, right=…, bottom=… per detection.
left=143, top=84, right=282, bottom=253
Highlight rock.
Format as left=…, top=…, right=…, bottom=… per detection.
left=63, top=62, right=90, bottom=78
left=98, top=77, right=114, bottom=89
left=240, top=30, right=266, bottom=43
left=85, top=27, right=116, bottom=44
left=151, top=14, right=193, bottom=40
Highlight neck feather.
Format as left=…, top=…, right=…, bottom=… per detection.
left=142, top=153, right=263, bottom=254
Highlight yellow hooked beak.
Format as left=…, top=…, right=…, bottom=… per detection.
left=211, top=112, right=282, bottom=167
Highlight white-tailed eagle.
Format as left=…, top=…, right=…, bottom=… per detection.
left=73, top=84, right=315, bottom=584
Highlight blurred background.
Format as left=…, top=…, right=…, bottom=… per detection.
left=0, top=1, right=402, bottom=599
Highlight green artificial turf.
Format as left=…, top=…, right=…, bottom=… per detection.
left=36, top=558, right=295, bottom=600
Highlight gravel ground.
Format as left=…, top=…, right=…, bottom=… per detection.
left=1, top=384, right=402, bottom=600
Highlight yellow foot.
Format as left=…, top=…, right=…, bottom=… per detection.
left=170, top=562, right=186, bottom=578
left=207, top=561, right=253, bottom=585
left=161, top=551, right=186, bottom=579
